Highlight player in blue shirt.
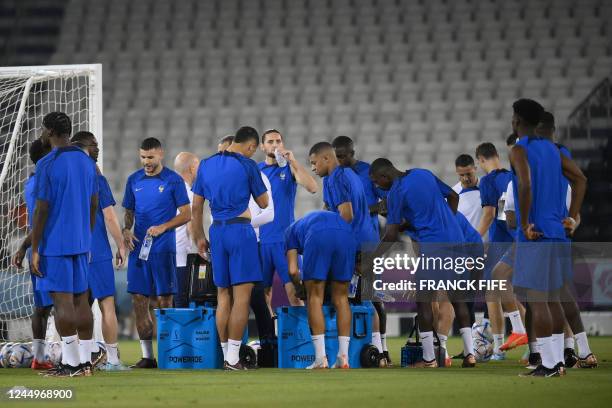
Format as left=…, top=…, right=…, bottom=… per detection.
left=309, top=142, right=378, bottom=250
left=122, top=137, right=191, bottom=369
left=475, top=142, right=516, bottom=360
left=510, top=99, right=587, bottom=377
left=12, top=138, right=53, bottom=370
left=368, top=159, right=477, bottom=368
left=192, top=126, right=269, bottom=371
left=258, top=129, right=317, bottom=308
left=533, top=111, right=597, bottom=369
left=71, top=131, right=129, bottom=371
left=331, top=135, right=390, bottom=366
left=29, top=112, right=98, bottom=377
left=285, top=211, right=357, bottom=369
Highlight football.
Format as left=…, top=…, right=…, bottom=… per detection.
left=8, top=343, right=33, bottom=368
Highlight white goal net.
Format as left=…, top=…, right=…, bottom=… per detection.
left=0, top=64, right=102, bottom=341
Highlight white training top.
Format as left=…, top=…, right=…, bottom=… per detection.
left=504, top=180, right=572, bottom=212
left=176, top=181, right=195, bottom=267
left=248, top=172, right=274, bottom=241
left=453, top=180, right=482, bottom=230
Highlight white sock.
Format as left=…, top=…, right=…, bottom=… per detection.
left=32, top=339, right=45, bottom=361
left=338, top=336, right=350, bottom=358
left=493, top=333, right=504, bottom=354
left=79, top=339, right=93, bottom=364
left=459, top=327, right=474, bottom=356
left=564, top=337, right=575, bottom=350
left=61, top=334, right=80, bottom=367
left=91, top=341, right=100, bottom=353
left=372, top=332, right=383, bottom=353
left=574, top=332, right=592, bottom=358
left=421, top=331, right=435, bottom=362
left=508, top=310, right=526, bottom=334
left=538, top=336, right=556, bottom=369
left=381, top=333, right=388, bottom=352
left=529, top=341, right=539, bottom=354
left=438, top=334, right=448, bottom=358
left=106, top=343, right=120, bottom=365
left=140, top=340, right=153, bottom=359
left=221, top=342, right=228, bottom=361
left=552, top=333, right=564, bottom=364
left=311, top=334, right=326, bottom=361
left=227, top=338, right=241, bottom=365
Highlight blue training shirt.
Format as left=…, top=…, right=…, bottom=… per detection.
left=24, top=174, right=36, bottom=229
left=258, top=162, right=297, bottom=243
left=512, top=136, right=567, bottom=241
left=479, top=168, right=514, bottom=242
left=122, top=167, right=190, bottom=254
left=91, top=174, right=115, bottom=262
left=285, top=210, right=354, bottom=254
left=386, top=169, right=463, bottom=243
left=323, top=165, right=379, bottom=248
left=193, top=151, right=267, bottom=221
left=349, top=160, right=382, bottom=234
left=35, top=146, right=98, bottom=256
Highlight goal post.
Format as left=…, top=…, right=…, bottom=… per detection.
left=0, top=64, right=103, bottom=342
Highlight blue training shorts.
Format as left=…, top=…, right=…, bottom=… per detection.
left=38, top=253, right=89, bottom=294
left=260, top=242, right=291, bottom=287
left=302, top=228, right=356, bottom=282
left=127, top=252, right=177, bottom=296
left=88, top=259, right=116, bottom=300
left=513, top=238, right=568, bottom=293
left=209, top=222, right=262, bottom=288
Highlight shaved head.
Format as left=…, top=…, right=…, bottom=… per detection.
left=174, top=151, right=200, bottom=185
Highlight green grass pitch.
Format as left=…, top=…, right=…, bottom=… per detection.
left=1, top=337, right=611, bottom=407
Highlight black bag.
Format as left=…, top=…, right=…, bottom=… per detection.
left=187, top=253, right=217, bottom=305
left=400, top=316, right=446, bottom=368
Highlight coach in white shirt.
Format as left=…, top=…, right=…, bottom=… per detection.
left=173, top=152, right=200, bottom=308
left=452, top=154, right=483, bottom=232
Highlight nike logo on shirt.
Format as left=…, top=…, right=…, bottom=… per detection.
left=135, top=187, right=144, bottom=192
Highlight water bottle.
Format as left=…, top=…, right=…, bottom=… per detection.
left=374, top=291, right=396, bottom=303
left=139, top=234, right=153, bottom=261
left=348, top=273, right=360, bottom=298
left=274, top=148, right=288, bottom=167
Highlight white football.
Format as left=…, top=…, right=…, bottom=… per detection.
left=474, top=338, right=493, bottom=362
left=0, top=343, right=15, bottom=368
left=472, top=321, right=493, bottom=343
left=247, top=340, right=261, bottom=351
left=8, top=343, right=33, bottom=368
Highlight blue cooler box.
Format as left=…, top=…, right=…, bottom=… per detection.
left=277, top=302, right=373, bottom=368
left=156, top=307, right=223, bottom=369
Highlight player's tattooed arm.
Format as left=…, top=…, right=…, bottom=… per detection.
left=123, top=209, right=138, bottom=251
left=369, top=199, right=388, bottom=216
left=338, top=201, right=354, bottom=223
left=30, top=200, right=49, bottom=277
left=505, top=210, right=517, bottom=230
left=477, top=206, right=495, bottom=237
left=285, top=150, right=318, bottom=193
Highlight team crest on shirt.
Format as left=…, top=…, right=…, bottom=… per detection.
left=158, top=185, right=165, bottom=193
left=280, top=172, right=286, bottom=181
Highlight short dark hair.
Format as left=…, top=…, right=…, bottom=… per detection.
left=506, top=133, right=518, bottom=146
left=43, top=112, right=71, bottom=137
left=455, top=154, right=475, bottom=168
left=234, top=126, right=260, bottom=145
left=513, top=98, right=545, bottom=127
left=538, top=111, right=555, bottom=129
left=261, top=129, right=282, bottom=144
left=29, top=138, right=49, bottom=164
left=331, top=135, right=354, bottom=150
left=71, top=131, right=95, bottom=148
left=475, top=142, right=499, bottom=160
left=369, top=158, right=394, bottom=176
left=219, top=135, right=234, bottom=145
left=140, top=137, right=162, bottom=150
left=309, top=141, right=333, bottom=156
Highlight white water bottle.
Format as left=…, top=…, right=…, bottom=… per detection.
left=348, top=273, right=360, bottom=298
left=139, top=234, right=153, bottom=261
left=274, top=148, right=288, bottom=167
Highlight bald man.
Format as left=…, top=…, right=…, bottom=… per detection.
left=174, top=152, right=200, bottom=307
